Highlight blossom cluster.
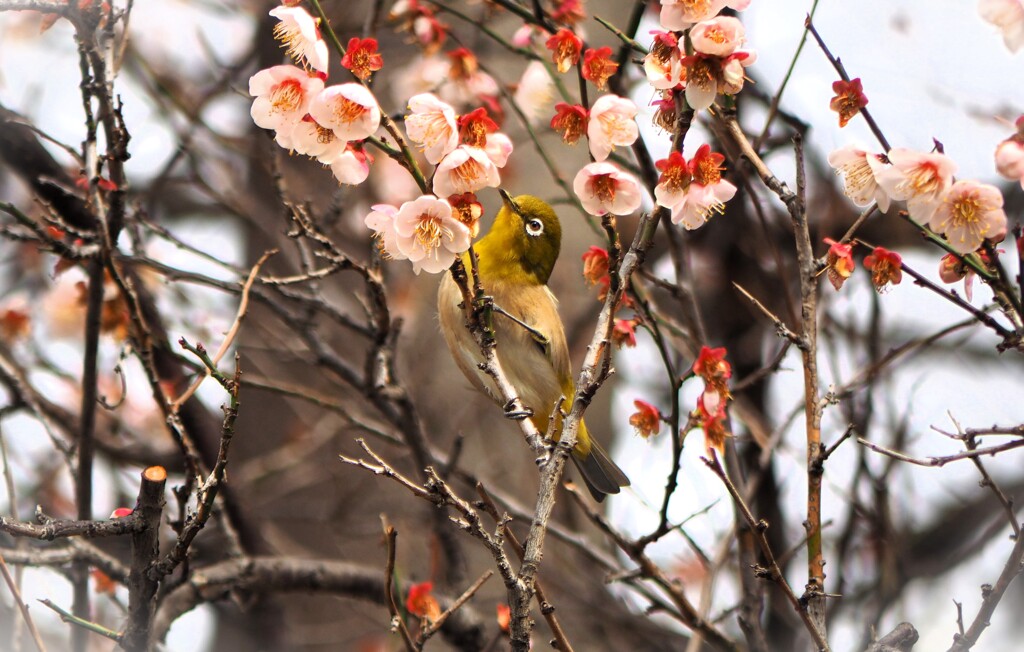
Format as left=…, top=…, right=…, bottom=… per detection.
left=247, top=0, right=761, bottom=277
left=646, top=7, right=756, bottom=112
left=828, top=137, right=1012, bottom=297
left=250, top=6, right=379, bottom=185
left=692, top=346, right=732, bottom=454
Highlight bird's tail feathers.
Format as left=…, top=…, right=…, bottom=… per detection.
left=571, top=440, right=630, bottom=503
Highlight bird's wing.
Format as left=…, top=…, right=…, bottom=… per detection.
left=490, top=281, right=572, bottom=420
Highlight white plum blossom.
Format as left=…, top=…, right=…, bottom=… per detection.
left=874, top=148, right=957, bottom=223
left=432, top=145, right=501, bottom=198
left=269, top=5, right=329, bottom=73
left=393, top=196, right=472, bottom=274
left=249, top=65, right=324, bottom=134
left=979, top=0, right=1024, bottom=52
left=285, top=118, right=346, bottom=162
left=309, top=84, right=382, bottom=142
left=573, top=162, right=644, bottom=216
left=660, top=0, right=751, bottom=31
left=513, top=61, right=556, bottom=125
left=484, top=133, right=514, bottom=168
left=587, top=94, right=639, bottom=162
left=365, top=204, right=406, bottom=261
left=827, top=145, right=891, bottom=211
left=929, top=180, right=1008, bottom=253
left=405, top=93, right=459, bottom=164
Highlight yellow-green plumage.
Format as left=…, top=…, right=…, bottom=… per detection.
left=437, top=192, right=629, bottom=501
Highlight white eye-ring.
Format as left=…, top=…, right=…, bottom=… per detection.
left=525, top=218, right=544, bottom=237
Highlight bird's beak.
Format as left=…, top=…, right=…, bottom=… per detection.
left=498, top=189, right=517, bottom=212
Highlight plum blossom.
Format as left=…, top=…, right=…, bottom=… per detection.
left=692, top=345, right=731, bottom=398
left=441, top=48, right=500, bottom=107
left=874, top=148, right=957, bottom=223
left=405, top=93, right=459, bottom=164
left=978, top=0, right=1024, bottom=52
left=681, top=48, right=756, bottom=111
left=652, top=90, right=681, bottom=132
left=827, top=145, right=891, bottom=210
left=513, top=61, right=556, bottom=125
left=629, top=400, right=661, bottom=439
left=612, top=318, right=639, bottom=348
left=929, top=180, right=1007, bottom=254
left=823, top=237, right=855, bottom=290
left=406, top=581, right=442, bottom=621
left=654, top=151, right=691, bottom=210
left=582, top=47, right=618, bottom=90
left=284, top=117, right=346, bottom=161
left=661, top=145, right=737, bottom=230
left=365, top=204, right=406, bottom=261
left=644, top=31, right=685, bottom=90
left=696, top=389, right=729, bottom=454
left=341, top=37, right=384, bottom=81
left=309, top=84, right=381, bottom=141
left=433, top=145, right=501, bottom=197
left=829, top=78, right=868, bottom=128
left=249, top=65, right=324, bottom=133
left=581, top=246, right=610, bottom=286
left=448, top=192, right=483, bottom=238
left=690, top=16, right=746, bottom=58
left=269, top=6, right=329, bottom=73
left=393, top=195, right=472, bottom=274
left=484, top=133, right=513, bottom=168
left=391, top=56, right=450, bottom=105
left=545, top=28, right=583, bottom=74
left=587, top=94, right=639, bottom=162
left=863, top=246, right=903, bottom=292
left=995, top=118, right=1024, bottom=188
left=573, top=162, right=644, bottom=216
left=330, top=144, right=372, bottom=185
left=660, top=0, right=751, bottom=32
left=551, top=103, right=589, bottom=144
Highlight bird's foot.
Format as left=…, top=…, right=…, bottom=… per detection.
left=503, top=399, right=533, bottom=421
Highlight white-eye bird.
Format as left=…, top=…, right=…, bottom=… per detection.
left=437, top=191, right=630, bottom=501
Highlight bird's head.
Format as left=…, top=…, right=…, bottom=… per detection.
left=479, top=190, right=562, bottom=285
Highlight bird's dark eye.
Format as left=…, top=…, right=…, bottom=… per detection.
left=525, top=218, right=544, bottom=237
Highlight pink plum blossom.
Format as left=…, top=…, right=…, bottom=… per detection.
left=573, top=162, right=644, bottom=216
left=643, top=31, right=685, bottom=90
left=405, top=93, right=459, bottom=164
left=690, top=16, right=746, bottom=58
left=432, top=145, right=501, bottom=198
left=249, top=65, right=324, bottom=133
left=995, top=122, right=1024, bottom=188
left=309, top=83, right=382, bottom=142
left=928, top=180, right=1007, bottom=254
left=874, top=148, right=957, bottom=223
left=827, top=145, right=891, bottom=211
left=269, top=6, right=329, bottom=73
left=330, top=144, right=372, bottom=185
left=682, top=49, right=756, bottom=111
left=665, top=145, right=736, bottom=230
left=978, top=0, right=1024, bottom=52
left=393, top=195, right=472, bottom=274
left=587, top=94, right=639, bottom=162
left=659, top=0, right=751, bottom=31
